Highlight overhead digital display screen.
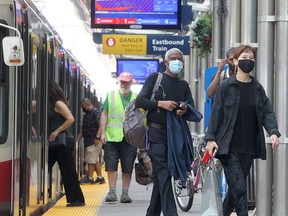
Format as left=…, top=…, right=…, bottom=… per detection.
left=91, top=0, right=181, bottom=30
left=117, top=59, right=159, bottom=84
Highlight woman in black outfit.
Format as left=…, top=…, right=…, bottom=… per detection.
left=48, top=80, right=85, bottom=207
left=205, top=45, right=280, bottom=216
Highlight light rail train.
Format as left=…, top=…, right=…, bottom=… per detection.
left=0, top=0, right=98, bottom=215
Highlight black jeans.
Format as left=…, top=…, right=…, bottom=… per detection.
left=219, top=152, right=253, bottom=216
left=146, top=126, right=178, bottom=216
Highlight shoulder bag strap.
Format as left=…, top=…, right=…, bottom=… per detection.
left=150, top=72, right=163, bottom=100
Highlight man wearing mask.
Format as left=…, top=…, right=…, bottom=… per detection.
left=100, top=72, right=137, bottom=203
left=78, top=98, right=105, bottom=185
left=207, top=47, right=235, bottom=98
left=135, top=48, right=197, bottom=216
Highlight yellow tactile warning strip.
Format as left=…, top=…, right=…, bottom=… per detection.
left=44, top=167, right=109, bottom=216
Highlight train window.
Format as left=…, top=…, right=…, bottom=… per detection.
left=0, top=20, right=9, bottom=144
left=0, top=85, right=8, bottom=144
left=31, top=43, right=39, bottom=142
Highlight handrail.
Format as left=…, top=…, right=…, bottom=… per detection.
left=0, top=22, right=21, bottom=38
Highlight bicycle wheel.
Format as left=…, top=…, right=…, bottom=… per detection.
left=172, top=177, right=194, bottom=212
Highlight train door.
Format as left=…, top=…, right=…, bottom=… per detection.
left=0, top=20, right=11, bottom=216
left=47, top=41, right=64, bottom=204
left=22, top=33, right=49, bottom=215
left=69, top=65, right=81, bottom=173
left=11, top=9, right=31, bottom=216
left=66, top=62, right=79, bottom=148
left=11, top=9, right=48, bottom=216
left=40, top=35, right=50, bottom=209
left=78, top=72, right=85, bottom=177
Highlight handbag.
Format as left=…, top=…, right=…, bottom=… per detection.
left=135, top=150, right=152, bottom=186
left=201, top=158, right=223, bottom=216
left=49, top=132, right=66, bottom=150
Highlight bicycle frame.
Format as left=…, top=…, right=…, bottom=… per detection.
left=190, top=156, right=202, bottom=192
left=173, top=134, right=206, bottom=212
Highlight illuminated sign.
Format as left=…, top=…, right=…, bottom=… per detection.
left=91, top=0, right=181, bottom=30
left=117, top=59, right=159, bottom=84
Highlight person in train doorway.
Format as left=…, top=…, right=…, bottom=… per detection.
left=205, top=45, right=281, bottom=216
left=99, top=72, right=137, bottom=203
left=207, top=47, right=236, bottom=98
left=77, top=98, right=106, bottom=185
left=48, top=80, right=85, bottom=207
left=135, top=48, right=196, bottom=216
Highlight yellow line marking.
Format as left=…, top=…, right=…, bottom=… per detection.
left=44, top=167, right=108, bottom=216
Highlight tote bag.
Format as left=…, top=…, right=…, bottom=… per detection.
left=201, top=159, right=223, bottom=216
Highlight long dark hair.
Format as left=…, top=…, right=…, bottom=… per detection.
left=48, top=80, right=68, bottom=107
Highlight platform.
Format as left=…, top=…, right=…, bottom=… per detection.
left=43, top=166, right=202, bottom=216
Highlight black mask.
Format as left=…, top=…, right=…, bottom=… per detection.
left=238, top=59, right=255, bottom=73
left=82, top=108, right=90, bottom=113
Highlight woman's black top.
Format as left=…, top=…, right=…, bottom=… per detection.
left=230, top=80, right=258, bottom=156
left=48, top=107, right=73, bottom=138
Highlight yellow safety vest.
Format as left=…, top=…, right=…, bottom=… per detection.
left=106, top=90, right=137, bottom=142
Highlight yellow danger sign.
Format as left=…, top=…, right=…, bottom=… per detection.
left=102, top=34, right=147, bottom=55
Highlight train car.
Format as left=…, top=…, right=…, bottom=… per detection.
left=0, top=0, right=97, bottom=215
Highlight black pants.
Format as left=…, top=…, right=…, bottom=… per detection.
left=146, top=126, right=178, bottom=216
left=48, top=137, right=85, bottom=204
left=219, top=152, right=253, bottom=216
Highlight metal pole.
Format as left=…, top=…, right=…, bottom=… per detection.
left=190, top=44, right=199, bottom=133
left=273, top=0, right=288, bottom=214
left=241, top=0, right=257, bottom=44
left=198, top=57, right=207, bottom=133
left=222, top=0, right=230, bottom=53
left=212, top=0, right=222, bottom=65
left=229, top=0, right=241, bottom=47
left=256, top=0, right=275, bottom=214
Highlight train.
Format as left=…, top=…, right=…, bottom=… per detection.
left=0, top=0, right=100, bottom=215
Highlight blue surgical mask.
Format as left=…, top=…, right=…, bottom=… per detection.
left=168, top=60, right=183, bottom=74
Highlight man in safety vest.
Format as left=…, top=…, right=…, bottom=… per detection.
left=100, top=72, right=137, bottom=203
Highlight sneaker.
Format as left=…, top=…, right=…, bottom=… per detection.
left=120, top=193, right=132, bottom=203
left=105, top=191, right=117, bottom=202
left=80, top=177, right=94, bottom=185
left=66, top=200, right=85, bottom=207
left=94, top=177, right=106, bottom=184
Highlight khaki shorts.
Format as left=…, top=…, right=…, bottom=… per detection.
left=85, top=142, right=103, bottom=164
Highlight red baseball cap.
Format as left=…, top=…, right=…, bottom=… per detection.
left=118, top=72, right=133, bottom=82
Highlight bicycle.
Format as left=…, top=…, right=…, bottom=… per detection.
left=172, top=134, right=206, bottom=212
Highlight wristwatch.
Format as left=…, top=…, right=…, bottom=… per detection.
left=96, top=136, right=100, bottom=140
